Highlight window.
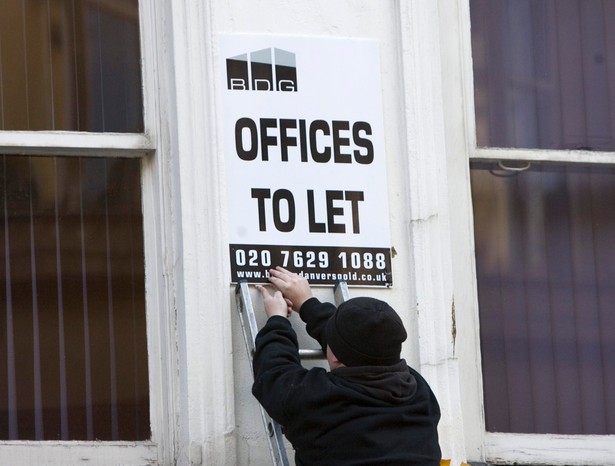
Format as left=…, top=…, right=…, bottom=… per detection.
left=471, top=162, right=615, bottom=436
left=471, top=0, right=615, bottom=152
left=467, top=0, right=615, bottom=463
left=0, top=0, right=142, bottom=132
left=1, top=155, right=148, bottom=441
left=0, top=0, right=167, bottom=462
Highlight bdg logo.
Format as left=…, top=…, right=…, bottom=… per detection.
left=226, top=48, right=297, bottom=92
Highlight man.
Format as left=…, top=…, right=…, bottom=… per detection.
left=252, top=266, right=441, bottom=465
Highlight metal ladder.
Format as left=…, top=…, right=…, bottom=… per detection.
left=235, top=280, right=350, bottom=466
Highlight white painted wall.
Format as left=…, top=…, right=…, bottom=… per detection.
left=165, top=1, right=466, bottom=465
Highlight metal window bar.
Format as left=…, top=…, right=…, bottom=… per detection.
left=235, top=279, right=349, bottom=466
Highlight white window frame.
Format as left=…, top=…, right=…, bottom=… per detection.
left=0, top=1, right=177, bottom=464
left=440, top=0, right=615, bottom=464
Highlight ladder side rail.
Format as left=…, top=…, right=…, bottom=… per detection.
left=334, top=280, right=350, bottom=306
left=235, top=280, right=350, bottom=464
left=235, top=281, right=257, bottom=358
left=235, top=281, right=290, bottom=466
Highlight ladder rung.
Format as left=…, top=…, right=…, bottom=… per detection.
left=299, top=348, right=324, bottom=359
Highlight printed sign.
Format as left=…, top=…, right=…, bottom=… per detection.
left=221, top=34, right=392, bottom=286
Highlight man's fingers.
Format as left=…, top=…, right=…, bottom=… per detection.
left=268, top=273, right=290, bottom=289
left=269, top=267, right=298, bottom=284
left=256, top=284, right=271, bottom=298
left=269, top=266, right=294, bottom=279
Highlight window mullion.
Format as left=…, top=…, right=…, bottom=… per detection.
left=0, top=131, right=153, bottom=157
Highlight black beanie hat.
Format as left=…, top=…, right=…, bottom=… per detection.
left=325, top=297, right=407, bottom=367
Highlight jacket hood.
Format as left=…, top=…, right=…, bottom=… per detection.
left=331, top=359, right=418, bottom=405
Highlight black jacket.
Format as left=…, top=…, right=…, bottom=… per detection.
left=252, top=297, right=442, bottom=465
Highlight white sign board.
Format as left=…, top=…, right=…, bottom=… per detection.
left=221, top=34, right=392, bottom=286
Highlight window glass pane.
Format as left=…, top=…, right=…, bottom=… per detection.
left=470, top=0, right=615, bottom=151
left=0, top=0, right=142, bottom=132
left=0, top=155, right=149, bottom=440
left=471, top=162, right=615, bottom=434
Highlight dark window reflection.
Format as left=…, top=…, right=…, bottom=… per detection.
left=0, top=155, right=149, bottom=440
left=0, top=0, right=142, bottom=132
left=471, top=162, right=615, bottom=434
left=470, top=0, right=615, bottom=151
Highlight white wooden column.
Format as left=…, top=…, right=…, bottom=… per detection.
left=167, top=1, right=237, bottom=465
left=397, top=2, right=467, bottom=464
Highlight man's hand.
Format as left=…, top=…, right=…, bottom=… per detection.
left=268, top=266, right=313, bottom=311
left=257, top=285, right=292, bottom=319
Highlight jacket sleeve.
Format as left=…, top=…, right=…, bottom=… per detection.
left=251, top=316, right=307, bottom=425
left=299, top=297, right=336, bottom=352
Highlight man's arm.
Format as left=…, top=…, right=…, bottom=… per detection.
left=299, top=297, right=336, bottom=351
left=251, top=285, right=306, bottom=425
left=251, top=315, right=305, bottom=425
left=266, top=267, right=337, bottom=350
